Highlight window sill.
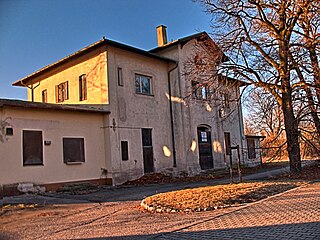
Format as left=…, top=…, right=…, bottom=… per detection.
left=65, top=162, right=84, bottom=165
left=135, top=92, right=154, bottom=97
left=23, top=163, right=44, bottom=167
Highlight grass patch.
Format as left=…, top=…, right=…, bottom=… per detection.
left=142, top=181, right=303, bottom=213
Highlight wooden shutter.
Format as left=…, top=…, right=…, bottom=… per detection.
left=64, top=81, right=69, bottom=100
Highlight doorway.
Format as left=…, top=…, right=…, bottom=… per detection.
left=197, top=126, right=214, bottom=170
left=142, top=128, right=154, bottom=173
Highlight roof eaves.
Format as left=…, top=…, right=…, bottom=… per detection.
left=13, top=38, right=176, bottom=87
left=0, top=99, right=110, bottom=114
left=12, top=39, right=106, bottom=87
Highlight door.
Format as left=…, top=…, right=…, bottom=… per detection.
left=197, top=126, right=214, bottom=170
left=142, top=128, right=154, bottom=173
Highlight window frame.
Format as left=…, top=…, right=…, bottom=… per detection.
left=42, top=89, right=47, bottom=103
left=247, top=138, right=256, bottom=159
left=118, top=67, right=123, bottom=86
left=192, top=81, right=209, bottom=100
left=22, top=130, right=44, bottom=166
left=121, top=140, right=129, bottom=161
left=79, top=74, right=87, bottom=101
left=56, top=81, right=69, bottom=103
left=135, top=74, right=153, bottom=95
left=63, top=137, right=85, bottom=164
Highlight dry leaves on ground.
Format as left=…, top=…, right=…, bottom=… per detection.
left=142, top=181, right=304, bottom=213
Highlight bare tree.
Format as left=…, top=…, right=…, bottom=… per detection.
left=245, top=88, right=287, bottom=161
left=193, top=0, right=320, bottom=173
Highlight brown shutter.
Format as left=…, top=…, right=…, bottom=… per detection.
left=55, top=85, right=59, bottom=102
left=83, top=75, right=87, bottom=100
left=64, top=81, right=69, bottom=100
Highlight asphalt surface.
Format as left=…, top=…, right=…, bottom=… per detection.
left=0, top=162, right=319, bottom=240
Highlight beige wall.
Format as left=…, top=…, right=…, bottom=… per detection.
left=28, top=46, right=109, bottom=105
left=0, top=107, right=110, bottom=186
left=106, top=46, right=174, bottom=183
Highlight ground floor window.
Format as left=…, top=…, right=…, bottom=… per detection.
left=63, top=138, right=85, bottom=163
left=23, top=130, right=43, bottom=166
left=247, top=138, right=256, bottom=159
left=121, top=141, right=129, bottom=161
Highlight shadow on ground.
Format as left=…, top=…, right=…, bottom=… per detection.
left=81, top=222, right=320, bottom=240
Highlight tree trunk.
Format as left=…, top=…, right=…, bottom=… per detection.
left=282, top=94, right=302, bottom=173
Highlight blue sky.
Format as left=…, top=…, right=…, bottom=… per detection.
left=0, top=0, right=212, bottom=99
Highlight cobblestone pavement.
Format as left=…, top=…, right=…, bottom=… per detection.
left=0, top=182, right=319, bottom=240
left=155, top=182, right=320, bottom=240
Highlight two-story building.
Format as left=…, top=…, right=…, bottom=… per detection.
left=0, top=26, right=262, bottom=195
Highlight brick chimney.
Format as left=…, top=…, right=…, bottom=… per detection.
left=156, top=25, right=168, bottom=47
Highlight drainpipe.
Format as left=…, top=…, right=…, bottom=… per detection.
left=168, top=63, right=178, bottom=167
left=237, top=86, right=245, bottom=164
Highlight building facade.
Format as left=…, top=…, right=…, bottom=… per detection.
left=1, top=27, right=263, bottom=193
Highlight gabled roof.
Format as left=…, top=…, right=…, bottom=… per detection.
left=149, top=32, right=206, bottom=53
left=12, top=38, right=176, bottom=87
left=150, top=31, right=229, bottom=62
left=0, top=99, right=110, bottom=114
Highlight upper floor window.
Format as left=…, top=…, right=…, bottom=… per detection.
left=135, top=74, right=152, bottom=95
left=42, top=89, right=47, bottom=103
left=56, top=81, right=69, bottom=103
left=118, top=67, right=123, bottom=86
left=79, top=74, right=87, bottom=101
left=223, top=93, right=230, bottom=108
left=192, top=81, right=209, bottom=100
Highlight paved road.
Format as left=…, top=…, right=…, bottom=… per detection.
left=1, top=182, right=319, bottom=240
left=0, top=163, right=319, bottom=240
left=0, top=163, right=298, bottom=206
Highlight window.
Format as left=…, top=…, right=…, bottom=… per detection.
left=5, top=127, right=13, bottom=136
left=135, top=74, right=152, bottom=95
left=247, top=138, right=256, bottom=159
left=200, top=131, right=208, bottom=142
left=118, top=67, right=123, bottom=86
left=121, top=141, right=129, bottom=161
left=224, top=132, right=231, bottom=155
left=192, top=81, right=209, bottom=100
left=223, top=93, right=230, bottom=108
left=79, top=74, right=87, bottom=101
left=63, top=138, right=85, bottom=163
left=56, top=81, right=69, bottom=103
left=42, top=90, right=47, bottom=103
left=23, top=130, right=43, bottom=166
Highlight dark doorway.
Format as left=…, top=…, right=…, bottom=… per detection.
left=197, top=126, right=214, bottom=170
left=142, top=128, right=154, bottom=173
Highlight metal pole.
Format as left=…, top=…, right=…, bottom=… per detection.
left=229, top=153, right=233, bottom=183
left=237, top=145, right=242, bottom=183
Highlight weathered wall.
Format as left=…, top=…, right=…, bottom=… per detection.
left=0, top=107, right=110, bottom=187
left=155, top=39, right=247, bottom=173
left=106, top=46, right=174, bottom=184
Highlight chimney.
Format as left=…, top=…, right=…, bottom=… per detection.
left=156, top=25, right=168, bottom=47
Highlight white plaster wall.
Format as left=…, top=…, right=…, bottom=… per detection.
left=0, top=107, right=109, bottom=185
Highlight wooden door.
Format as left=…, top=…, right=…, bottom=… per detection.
left=197, top=127, right=214, bottom=170
left=142, top=128, right=154, bottom=173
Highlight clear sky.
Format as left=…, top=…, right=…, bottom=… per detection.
left=0, top=0, right=212, bottom=100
